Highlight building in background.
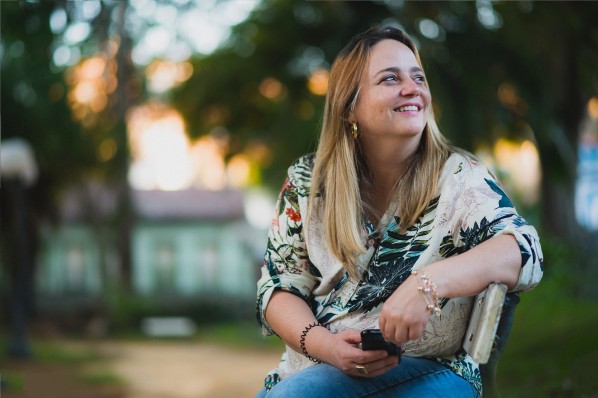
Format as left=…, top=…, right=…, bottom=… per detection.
left=36, top=185, right=267, bottom=326
left=131, top=188, right=256, bottom=297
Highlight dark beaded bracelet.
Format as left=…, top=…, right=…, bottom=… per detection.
left=299, top=322, right=323, bottom=363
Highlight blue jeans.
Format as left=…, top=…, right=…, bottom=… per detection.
left=255, top=356, right=479, bottom=398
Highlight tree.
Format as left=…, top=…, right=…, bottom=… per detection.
left=172, top=0, right=396, bottom=186
left=1, top=0, right=88, bottom=353
left=1, top=0, right=139, bottom=351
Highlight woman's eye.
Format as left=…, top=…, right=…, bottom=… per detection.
left=382, top=75, right=397, bottom=82
left=414, top=75, right=426, bottom=83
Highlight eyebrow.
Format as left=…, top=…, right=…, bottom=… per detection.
left=374, top=66, right=424, bottom=77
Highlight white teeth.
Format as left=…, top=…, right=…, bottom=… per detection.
left=398, top=105, right=418, bottom=112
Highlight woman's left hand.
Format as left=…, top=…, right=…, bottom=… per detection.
left=378, top=274, right=430, bottom=345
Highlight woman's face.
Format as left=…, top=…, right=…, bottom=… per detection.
left=353, top=39, right=431, bottom=141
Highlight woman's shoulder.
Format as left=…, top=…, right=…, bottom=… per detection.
left=440, top=150, right=495, bottom=187
left=287, top=153, right=315, bottom=189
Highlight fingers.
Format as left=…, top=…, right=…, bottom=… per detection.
left=341, top=329, right=363, bottom=345
left=370, top=355, right=400, bottom=375
left=379, top=307, right=428, bottom=345
left=334, top=329, right=400, bottom=378
left=352, top=355, right=399, bottom=378
left=353, top=348, right=389, bottom=364
left=383, top=324, right=424, bottom=346
left=378, top=274, right=432, bottom=345
left=333, top=334, right=388, bottom=374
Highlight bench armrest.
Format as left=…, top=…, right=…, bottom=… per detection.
left=463, top=283, right=508, bottom=364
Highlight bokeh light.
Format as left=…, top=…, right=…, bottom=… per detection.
left=307, top=68, right=328, bottom=96
left=489, top=138, right=542, bottom=205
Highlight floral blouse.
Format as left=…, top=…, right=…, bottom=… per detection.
left=256, top=152, right=544, bottom=395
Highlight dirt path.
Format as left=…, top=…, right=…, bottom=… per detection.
left=1, top=360, right=123, bottom=398
left=102, top=341, right=281, bottom=398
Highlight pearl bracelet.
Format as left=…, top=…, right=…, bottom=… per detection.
left=412, top=270, right=442, bottom=316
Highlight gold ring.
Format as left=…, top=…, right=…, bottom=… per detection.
left=355, top=363, right=368, bottom=375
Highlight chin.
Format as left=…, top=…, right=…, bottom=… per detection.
left=397, top=127, right=425, bottom=137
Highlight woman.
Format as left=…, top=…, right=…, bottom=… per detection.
left=255, top=26, right=543, bottom=397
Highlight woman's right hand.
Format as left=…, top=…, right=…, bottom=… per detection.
left=313, top=328, right=399, bottom=378
left=265, top=292, right=398, bottom=377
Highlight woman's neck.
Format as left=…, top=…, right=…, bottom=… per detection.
left=361, top=134, right=419, bottom=180
left=358, top=134, right=421, bottom=225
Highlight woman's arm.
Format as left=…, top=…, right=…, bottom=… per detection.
left=428, top=233, right=521, bottom=297
left=379, top=234, right=521, bottom=345
left=265, top=290, right=399, bottom=377
left=378, top=156, right=544, bottom=346
left=265, top=291, right=325, bottom=355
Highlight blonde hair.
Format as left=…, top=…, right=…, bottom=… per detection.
left=308, top=26, right=452, bottom=278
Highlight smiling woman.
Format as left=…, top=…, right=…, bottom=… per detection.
left=255, top=26, right=543, bottom=398
left=353, top=41, right=430, bottom=142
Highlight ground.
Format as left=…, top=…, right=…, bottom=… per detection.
left=105, top=341, right=280, bottom=398
left=0, top=340, right=282, bottom=398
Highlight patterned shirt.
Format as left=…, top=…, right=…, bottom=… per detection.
left=256, top=152, right=544, bottom=394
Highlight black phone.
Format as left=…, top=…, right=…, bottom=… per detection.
left=360, top=329, right=401, bottom=357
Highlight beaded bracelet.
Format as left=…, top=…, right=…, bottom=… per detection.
left=300, top=322, right=323, bottom=363
left=412, top=270, right=442, bottom=316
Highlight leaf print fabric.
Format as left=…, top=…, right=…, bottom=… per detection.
left=347, top=198, right=439, bottom=313
left=256, top=152, right=543, bottom=395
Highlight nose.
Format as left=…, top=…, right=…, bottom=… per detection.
left=400, top=80, right=420, bottom=97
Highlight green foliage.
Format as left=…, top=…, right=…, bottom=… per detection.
left=169, top=1, right=598, bottom=255
left=103, top=288, right=155, bottom=333
left=80, top=368, right=123, bottom=386
left=0, top=333, right=100, bottom=364
left=3, top=0, right=595, bottom=250
left=498, top=280, right=598, bottom=396
left=104, top=287, right=255, bottom=335
left=172, top=1, right=598, bottom=192
left=1, top=1, right=98, bottom=189
left=196, top=322, right=284, bottom=351
left=3, top=0, right=596, bottom=217
left=0, top=1, right=132, bottom=279
left=0, top=371, right=24, bottom=392
left=33, top=341, right=101, bottom=364
left=172, top=0, right=397, bottom=186
left=0, top=336, right=122, bottom=393
left=496, top=234, right=598, bottom=396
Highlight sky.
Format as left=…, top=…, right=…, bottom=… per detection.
left=129, top=0, right=260, bottom=65
left=50, top=0, right=260, bottom=68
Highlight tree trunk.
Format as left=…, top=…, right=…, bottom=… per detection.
left=113, top=0, right=134, bottom=292
left=5, top=179, right=35, bottom=358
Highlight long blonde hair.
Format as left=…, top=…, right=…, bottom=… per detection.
left=308, top=26, right=452, bottom=278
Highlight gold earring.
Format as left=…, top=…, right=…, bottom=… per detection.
left=352, top=123, right=358, bottom=139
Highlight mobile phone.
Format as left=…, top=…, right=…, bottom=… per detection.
left=360, top=329, right=401, bottom=357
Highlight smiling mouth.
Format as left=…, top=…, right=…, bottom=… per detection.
left=396, top=105, right=420, bottom=112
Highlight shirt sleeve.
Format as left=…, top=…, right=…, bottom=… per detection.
left=256, top=156, right=320, bottom=336
left=441, top=156, right=544, bottom=293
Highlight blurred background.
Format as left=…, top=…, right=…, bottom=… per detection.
left=1, top=0, right=597, bottom=397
